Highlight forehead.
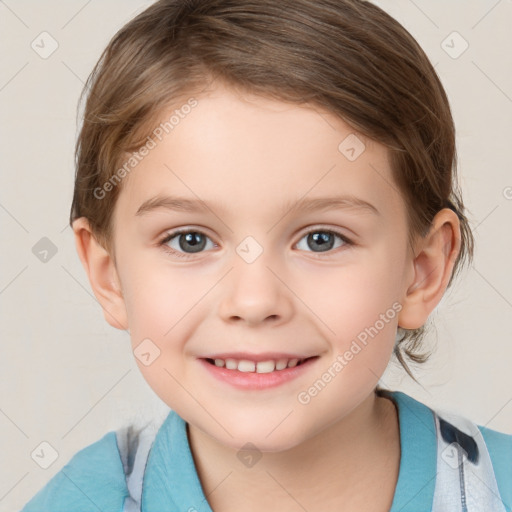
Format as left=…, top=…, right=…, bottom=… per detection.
left=114, top=84, right=404, bottom=225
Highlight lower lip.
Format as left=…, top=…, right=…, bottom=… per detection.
left=199, top=357, right=319, bottom=390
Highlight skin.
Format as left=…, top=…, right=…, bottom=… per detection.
left=73, top=82, right=461, bottom=511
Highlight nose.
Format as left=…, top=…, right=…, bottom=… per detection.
left=217, top=253, right=294, bottom=327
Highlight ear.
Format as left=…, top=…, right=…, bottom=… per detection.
left=398, top=208, right=462, bottom=330
left=72, top=217, right=128, bottom=331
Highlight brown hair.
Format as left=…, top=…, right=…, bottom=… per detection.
left=70, top=0, right=474, bottom=377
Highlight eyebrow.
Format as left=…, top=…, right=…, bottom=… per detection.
left=135, top=194, right=380, bottom=218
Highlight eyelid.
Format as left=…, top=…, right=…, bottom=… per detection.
left=158, top=224, right=354, bottom=260
left=296, top=224, right=353, bottom=241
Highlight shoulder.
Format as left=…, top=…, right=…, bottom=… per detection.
left=387, top=390, right=512, bottom=510
left=434, top=405, right=512, bottom=510
left=21, top=430, right=128, bottom=512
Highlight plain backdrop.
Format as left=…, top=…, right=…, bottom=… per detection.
left=1, top=0, right=511, bottom=510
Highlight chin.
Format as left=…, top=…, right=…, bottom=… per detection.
left=218, top=422, right=307, bottom=453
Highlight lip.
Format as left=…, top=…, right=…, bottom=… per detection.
left=200, top=352, right=316, bottom=362
left=199, top=355, right=320, bottom=390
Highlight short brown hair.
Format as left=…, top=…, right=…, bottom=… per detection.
left=70, top=0, right=474, bottom=377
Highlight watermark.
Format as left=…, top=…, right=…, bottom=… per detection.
left=31, top=441, right=59, bottom=469
left=441, top=31, right=469, bottom=60
left=133, top=338, right=161, bottom=366
left=31, top=31, right=59, bottom=59
left=93, top=97, right=198, bottom=200
left=297, top=301, right=402, bottom=405
left=237, top=442, right=263, bottom=468
left=503, top=186, right=512, bottom=200
left=338, top=133, right=366, bottom=161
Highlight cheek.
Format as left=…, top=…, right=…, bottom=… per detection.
left=121, top=260, right=211, bottom=349
left=295, top=248, right=403, bottom=367
left=301, top=256, right=402, bottom=330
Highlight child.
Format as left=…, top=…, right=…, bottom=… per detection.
left=22, top=0, right=511, bottom=510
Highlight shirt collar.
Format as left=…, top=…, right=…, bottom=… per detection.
left=142, top=390, right=437, bottom=511
left=380, top=390, right=437, bottom=511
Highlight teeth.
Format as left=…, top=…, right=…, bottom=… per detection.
left=238, top=360, right=256, bottom=372
left=275, top=358, right=288, bottom=370
left=225, top=358, right=238, bottom=370
left=256, top=360, right=275, bottom=373
left=208, top=357, right=309, bottom=372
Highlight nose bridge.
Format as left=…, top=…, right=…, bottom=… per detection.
left=218, top=235, right=292, bottom=325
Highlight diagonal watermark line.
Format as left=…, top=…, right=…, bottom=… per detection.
left=483, top=395, right=512, bottom=429
left=374, top=362, right=433, bottom=398
left=267, top=164, right=337, bottom=234
left=407, top=0, right=439, bottom=29
left=265, top=410, right=294, bottom=438
left=0, top=265, right=28, bottom=295
left=310, top=105, right=338, bottom=131
left=60, top=264, right=129, bottom=332
left=397, top=472, right=437, bottom=511
left=0, top=61, right=29, bottom=92
left=61, top=0, right=93, bottom=29
left=202, top=470, right=233, bottom=501
left=61, top=60, right=85, bottom=85
left=0, top=201, right=29, bottom=232
left=473, top=204, right=499, bottom=231
left=0, top=472, right=29, bottom=502
left=471, top=61, right=512, bottom=104
left=266, top=470, right=310, bottom=511
left=466, top=464, right=508, bottom=507
left=163, top=367, right=233, bottom=437
left=265, top=266, right=336, bottom=335
left=0, top=0, right=29, bottom=28
left=0, top=408, right=29, bottom=438
left=163, top=163, right=234, bottom=233
left=471, top=0, right=503, bottom=30
left=60, top=469, right=102, bottom=510
left=375, top=370, right=436, bottom=436
left=163, top=267, right=234, bottom=337
left=61, top=369, right=132, bottom=439
left=472, top=265, right=512, bottom=310
left=368, top=162, right=400, bottom=196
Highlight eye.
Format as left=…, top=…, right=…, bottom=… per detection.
left=159, top=229, right=216, bottom=259
left=295, top=228, right=353, bottom=255
left=158, top=226, right=353, bottom=260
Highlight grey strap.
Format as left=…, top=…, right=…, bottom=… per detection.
left=116, top=421, right=159, bottom=512
left=115, top=410, right=507, bottom=511
left=432, top=411, right=507, bottom=512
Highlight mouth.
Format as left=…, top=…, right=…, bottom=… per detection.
left=203, top=356, right=319, bottom=374
left=199, top=354, right=321, bottom=390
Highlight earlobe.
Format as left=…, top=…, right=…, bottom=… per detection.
left=398, top=208, right=461, bottom=330
left=72, top=217, right=129, bottom=331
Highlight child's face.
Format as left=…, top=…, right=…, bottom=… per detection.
left=110, top=84, right=415, bottom=451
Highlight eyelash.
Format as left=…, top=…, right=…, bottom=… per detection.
left=157, top=227, right=354, bottom=260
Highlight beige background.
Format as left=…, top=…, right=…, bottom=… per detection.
left=1, top=0, right=511, bottom=509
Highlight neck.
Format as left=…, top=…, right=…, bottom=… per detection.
left=187, top=390, right=400, bottom=512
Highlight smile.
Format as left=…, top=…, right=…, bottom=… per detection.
left=205, top=357, right=315, bottom=373
left=200, top=355, right=320, bottom=390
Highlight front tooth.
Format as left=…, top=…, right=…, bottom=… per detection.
left=287, top=358, right=299, bottom=368
left=256, top=360, right=276, bottom=373
left=238, top=359, right=256, bottom=372
left=225, top=358, right=238, bottom=370
left=214, top=358, right=225, bottom=367
left=275, top=359, right=288, bottom=371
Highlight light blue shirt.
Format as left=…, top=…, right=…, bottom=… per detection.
left=21, top=391, right=512, bottom=511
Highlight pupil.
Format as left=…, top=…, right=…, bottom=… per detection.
left=180, top=232, right=205, bottom=253
left=309, top=232, right=333, bottom=252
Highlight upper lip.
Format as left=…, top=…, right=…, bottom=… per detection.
left=200, top=352, right=318, bottom=362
